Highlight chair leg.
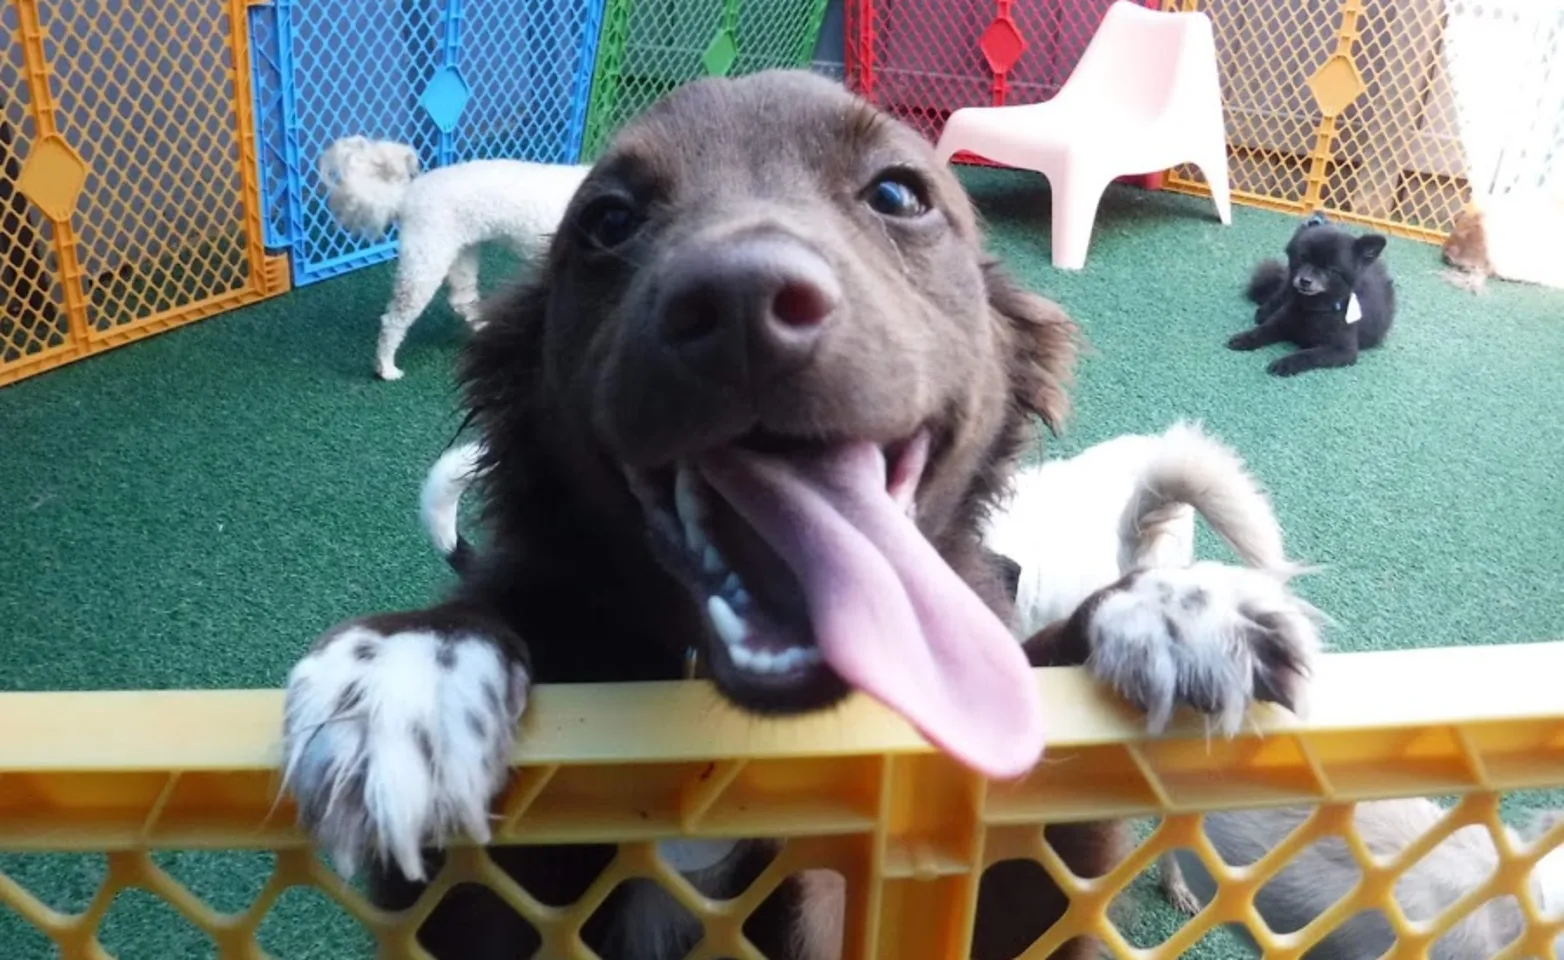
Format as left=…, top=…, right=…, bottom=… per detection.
left=1199, top=152, right=1233, bottom=226
left=1048, top=172, right=1109, bottom=271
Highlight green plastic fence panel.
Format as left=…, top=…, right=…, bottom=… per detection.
left=581, top=0, right=832, bottom=157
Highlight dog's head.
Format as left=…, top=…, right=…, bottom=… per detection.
left=1285, top=218, right=1386, bottom=302
left=464, top=71, right=1075, bottom=777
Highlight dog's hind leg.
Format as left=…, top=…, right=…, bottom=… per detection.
left=376, top=257, right=450, bottom=381
left=1158, top=850, right=1205, bottom=915
left=445, top=247, right=484, bottom=329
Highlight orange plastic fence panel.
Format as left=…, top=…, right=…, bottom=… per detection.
left=2, top=643, right=1564, bottom=957
left=1163, top=0, right=1561, bottom=243
left=0, top=0, right=286, bottom=389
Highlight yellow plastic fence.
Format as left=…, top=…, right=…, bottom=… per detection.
left=1161, top=0, right=1561, bottom=243
left=0, top=0, right=287, bottom=389
left=3, top=642, right=1564, bottom=958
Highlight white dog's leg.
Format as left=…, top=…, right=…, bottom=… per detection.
left=375, top=261, right=449, bottom=381
left=446, top=247, right=483, bottom=328
left=282, top=615, right=529, bottom=881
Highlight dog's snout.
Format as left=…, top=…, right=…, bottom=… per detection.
left=656, top=234, right=839, bottom=384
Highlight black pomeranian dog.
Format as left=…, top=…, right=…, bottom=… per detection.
left=1228, top=213, right=1396, bottom=377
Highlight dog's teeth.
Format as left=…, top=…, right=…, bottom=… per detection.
left=675, top=465, right=708, bottom=552
left=707, top=596, right=747, bottom=647
left=722, top=572, right=742, bottom=595
left=703, top=546, right=725, bottom=575
left=778, top=646, right=822, bottom=670
left=748, top=649, right=779, bottom=673
left=731, top=587, right=750, bottom=609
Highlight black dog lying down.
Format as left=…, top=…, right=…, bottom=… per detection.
left=1229, top=214, right=1396, bottom=377
left=280, top=70, right=1321, bottom=959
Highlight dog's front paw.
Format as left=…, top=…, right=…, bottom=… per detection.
left=282, top=616, right=529, bottom=880
left=376, top=363, right=406, bottom=381
left=1083, top=562, right=1320, bottom=734
left=1226, top=330, right=1263, bottom=351
left=1265, top=354, right=1315, bottom=377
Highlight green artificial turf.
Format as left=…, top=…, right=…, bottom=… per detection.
left=1, top=169, right=1562, bottom=957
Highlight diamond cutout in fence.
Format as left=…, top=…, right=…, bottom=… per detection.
left=16, top=134, right=89, bottom=222
left=703, top=27, right=738, bottom=77
left=979, top=16, right=1027, bottom=76
left=1307, top=53, right=1366, bottom=119
left=420, top=66, right=471, bottom=134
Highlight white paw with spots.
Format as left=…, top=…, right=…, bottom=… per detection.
left=1085, top=562, right=1321, bottom=735
left=282, top=623, right=527, bottom=880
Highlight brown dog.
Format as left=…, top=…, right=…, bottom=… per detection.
left=280, top=70, right=1320, bottom=958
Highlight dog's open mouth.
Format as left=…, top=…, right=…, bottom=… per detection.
left=626, top=428, right=1045, bottom=779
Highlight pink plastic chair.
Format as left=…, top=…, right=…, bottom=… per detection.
left=935, top=1, right=1232, bottom=270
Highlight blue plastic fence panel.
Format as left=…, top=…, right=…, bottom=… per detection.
left=250, top=0, right=604, bottom=287
left=249, top=2, right=292, bottom=252
left=448, top=0, right=604, bottom=165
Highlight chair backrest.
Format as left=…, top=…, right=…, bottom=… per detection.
left=1054, top=1, right=1217, bottom=123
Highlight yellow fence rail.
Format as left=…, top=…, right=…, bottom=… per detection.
left=0, top=0, right=287, bottom=389
left=3, top=641, right=1564, bottom=958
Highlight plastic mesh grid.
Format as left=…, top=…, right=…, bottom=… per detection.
left=843, top=0, right=1160, bottom=150
left=254, top=0, right=448, bottom=285
left=3, top=661, right=1564, bottom=959
left=1162, top=0, right=1564, bottom=242
left=1, top=3, right=68, bottom=365
left=581, top=0, right=833, bottom=158
left=446, top=0, right=603, bottom=166
left=0, top=0, right=281, bottom=388
left=4, top=799, right=1562, bottom=960
left=249, top=0, right=604, bottom=287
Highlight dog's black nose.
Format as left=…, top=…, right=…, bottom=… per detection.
left=655, top=233, right=838, bottom=386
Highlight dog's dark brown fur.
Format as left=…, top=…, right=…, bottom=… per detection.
left=282, top=70, right=1316, bottom=960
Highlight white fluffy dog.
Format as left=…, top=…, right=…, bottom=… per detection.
left=983, top=420, right=1300, bottom=642
left=317, top=136, right=590, bottom=381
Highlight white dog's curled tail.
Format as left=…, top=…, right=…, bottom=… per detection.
left=421, top=441, right=484, bottom=574
left=317, top=135, right=421, bottom=240
left=1119, top=421, right=1302, bottom=578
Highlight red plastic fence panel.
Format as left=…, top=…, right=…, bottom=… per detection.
left=846, top=0, right=1165, bottom=188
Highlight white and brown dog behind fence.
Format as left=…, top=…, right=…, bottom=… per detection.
left=985, top=421, right=1564, bottom=959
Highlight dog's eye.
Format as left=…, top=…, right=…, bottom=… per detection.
left=577, top=196, right=642, bottom=250
left=864, top=173, right=929, bottom=218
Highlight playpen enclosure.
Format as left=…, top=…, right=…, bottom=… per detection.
left=580, top=0, right=832, bottom=156
left=1161, top=0, right=1563, bottom=241
left=249, top=0, right=604, bottom=285
left=846, top=0, right=1562, bottom=241
left=3, top=643, right=1564, bottom=958
left=1, top=0, right=283, bottom=388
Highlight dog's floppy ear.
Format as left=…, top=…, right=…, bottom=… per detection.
left=1352, top=233, right=1387, bottom=264
left=985, top=261, right=1078, bottom=434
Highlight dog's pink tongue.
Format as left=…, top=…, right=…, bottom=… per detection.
left=700, top=442, right=1044, bottom=779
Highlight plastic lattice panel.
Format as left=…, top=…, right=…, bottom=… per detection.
left=581, top=0, right=833, bottom=158
left=0, top=0, right=282, bottom=388
left=4, top=644, right=1564, bottom=958
left=447, top=0, right=603, bottom=166
left=1163, top=0, right=1564, bottom=242
left=249, top=0, right=604, bottom=287
left=843, top=0, right=1161, bottom=150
